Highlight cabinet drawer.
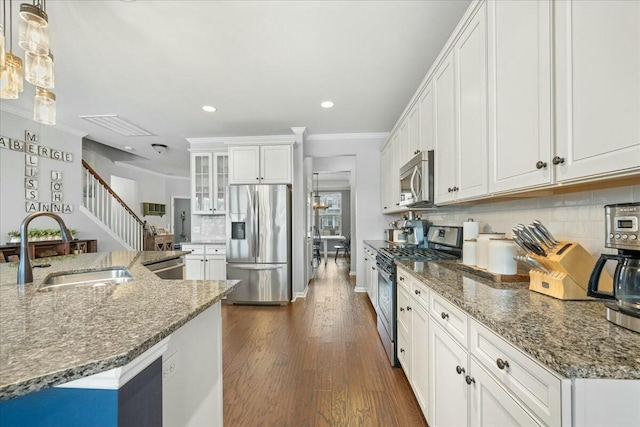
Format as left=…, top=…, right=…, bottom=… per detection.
left=397, top=328, right=411, bottom=378
left=429, top=291, right=468, bottom=349
left=397, top=286, right=412, bottom=337
left=397, top=268, right=411, bottom=293
left=469, top=319, right=561, bottom=427
left=411, top=279, right=430, bottom=309
left=182, top=245, right=204, bottom=255
left=205, top=246, right=226, bottom=255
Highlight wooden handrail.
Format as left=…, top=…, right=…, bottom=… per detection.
left=82, top=159, right=146, bottom=227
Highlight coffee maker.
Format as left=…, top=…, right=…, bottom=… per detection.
left=588, top=202, right=640, bottom=333
left=401, top=219, right=428, bottom=246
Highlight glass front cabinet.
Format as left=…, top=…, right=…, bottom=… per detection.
left=191, top=152, right=228, bottom=215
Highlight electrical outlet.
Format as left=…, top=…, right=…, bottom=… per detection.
left=162, top=351, right=177, bottom=382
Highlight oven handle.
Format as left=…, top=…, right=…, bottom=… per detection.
left=376, top=264, right=392, bottom=282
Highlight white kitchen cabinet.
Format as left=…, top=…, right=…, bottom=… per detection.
left=434, top=50, right=458, bottom=205
left=411, top=301, right=430, bottom=417
left=379, top=142, right=392, bottom=213
left=488, top=0, right=553, bottom=194
left=554, top=0, right=640, bottom=182
left=418, top=81, right=435, bottom=154
left=398, top=118, right=410, bottom=167
left=397, top=285, right=412, bottom=339
left=429, top=321, right=469, bottom=427
left=455, top=3, right=488, bottom=201
left=391, top=133, right=402, bottom=210
left=407, top=102, right=420, bottom=159
left=469, top=359, right=541, bottom=427
left=191, top=152, right=228, bottom=215
left=228, top=145, right=292, bottom=184
left=364, top=245, right=378, bottom=309
left=183, top=245, right=226, bottom=280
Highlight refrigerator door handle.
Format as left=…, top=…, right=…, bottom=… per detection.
left=253, top=189, right=258, bottom=259
left=256, top=189, right=260, bottom=258
left=227, top=264, right=284, bottom=271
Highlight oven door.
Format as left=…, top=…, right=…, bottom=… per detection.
left=376, top=264, right=398, bottom=366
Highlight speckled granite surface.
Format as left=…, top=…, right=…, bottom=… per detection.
left=0, top=251, right=240, bottom=400
left=397, top=260, right=640, bottom=380
left=363, top=240, right=394, bottom=251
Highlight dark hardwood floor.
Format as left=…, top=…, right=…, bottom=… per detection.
left=222, top=259, right=428, bottom=427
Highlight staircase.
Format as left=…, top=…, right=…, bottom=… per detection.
left=81, top=160, right=146, bottom=250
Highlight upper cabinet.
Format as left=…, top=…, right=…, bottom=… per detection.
left=228, top=144, right=292, bottom=185
left=418, top=81, right=435, bottom=154
left=191, top=152, right=228, bottom=215
left=554, top=0, right=640, bottom=182
left=434, top=51, right=458, bottom=205
left=487, top=0, right=552, bottom=193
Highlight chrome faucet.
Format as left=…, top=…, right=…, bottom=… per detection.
left=18, top=212, right=73, bottom=284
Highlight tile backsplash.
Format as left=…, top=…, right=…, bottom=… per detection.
left=421, top=185, right=640, bottom=256
left=190, top=215, right=226, bottom=241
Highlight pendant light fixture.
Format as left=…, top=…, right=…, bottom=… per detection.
left=0, top=24, right=5, bottom=69
left=18, top=2, right=49, bottom=55
left=25, top=50, right=53, bottom=88
left=33, top=86, right=55, bottom=125
left=312, top=173, right=328, bottom=210
left=0, top=53, right=21, bottom=99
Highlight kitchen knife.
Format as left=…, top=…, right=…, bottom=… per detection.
left=516, top=224, right=546, bottom=256
left=532, top=220, right=559, bottom=246
left=528, top=224, right=554, bottom=249
left=523, top=255, right=551, bottom=274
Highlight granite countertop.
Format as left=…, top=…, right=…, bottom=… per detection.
left=397, top=260, right=640, bottom=380
left=0, top=251, right=240, bottom=400
left=363, top=240, right=395, bottom=251
left=180, top=240, right=226, bottom=245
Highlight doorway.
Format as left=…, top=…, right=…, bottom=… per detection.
left=173, top=197, right=191, bottom=243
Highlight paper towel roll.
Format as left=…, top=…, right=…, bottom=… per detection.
left=488, top=238, right=517, bottom=275
left=477, top=232, right=505, bottom=269
left=462, top=240, right=477, bottom=266
left=463, top=219, right=479, bottom=240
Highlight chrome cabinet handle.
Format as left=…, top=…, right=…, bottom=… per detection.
left=496, top=358, right=510, bottom=370
left=441, top=312, right=449, bottom=320
left=536, top=161, right=547, bottom=169
left=456, top=365, right=465, bottom=375
left=552, top=156, right=565, bottom=165
left=465, top=375, right=476, bottom=385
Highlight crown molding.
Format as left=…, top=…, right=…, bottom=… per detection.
left=306, top=132, right=390, bottom=142
left=113, top=161, right=190, bottom=179
left=0, top=104, right=89, bottom=138
left=187, top=134, right=296, bottom=149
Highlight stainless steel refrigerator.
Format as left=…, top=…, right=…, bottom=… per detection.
left=226, top=185, right=291, bottom=304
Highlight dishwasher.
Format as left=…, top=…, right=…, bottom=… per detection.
left=145, top=256, right=185, bottom=280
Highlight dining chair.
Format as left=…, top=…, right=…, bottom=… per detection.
left=334, top=230, right=351, bottom=261
left=312, top=227, right=321, bottom=265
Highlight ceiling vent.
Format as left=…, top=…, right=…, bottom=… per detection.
left=79, top=114, right=154, bottom=136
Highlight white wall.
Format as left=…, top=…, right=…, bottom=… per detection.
left=306, top=133, right=389, bottom=289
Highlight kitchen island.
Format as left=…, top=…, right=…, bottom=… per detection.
left=0, top=251, right=240, bottom=426
left=395, top=259, right=640, bottom=426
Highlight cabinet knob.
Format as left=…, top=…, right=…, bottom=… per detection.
left=414, top=289, right=420, bottom=295
left=384, top=206, right=388, bottom=210
left=496, top=358, right=510, bottom=370
left=256, top=177, right=259, bottom=180
left=535, top=161, right=547, bottom=170
left=406, top=306, right=412, bottom=311
left=400, top=348, right=405, bottom=353
left=448, top=187, right=452, bottom=193
left=365, top=258, right=368, bottom=261
left=552, top=156, right=565, bottom=165
left=399, top=276, right=404, bottom=281
left=441, top=312, right=449, bottom=320
left=200, top=259, right=204, bottom=262
left=456, top=365, right=465, bottom=375
left=453, top=186, right=459, bottom=192
left=395, top=202, right=400, bottom=206
left=465, top=375, right=476, bottom=385
left=261, top=177, right=264, bottom=180
left=372, top=266, right=375, bottom=270
left=400, top=307, right=405, bottom=312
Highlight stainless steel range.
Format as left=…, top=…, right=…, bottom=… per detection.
left=375, top=225, right=462, bottom=366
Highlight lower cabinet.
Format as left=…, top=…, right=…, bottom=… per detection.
left=411, top=302, right=430, bottom=416
left=183, top=245, right=226, bottom=280
left=364, top=246, right=378, bottom=309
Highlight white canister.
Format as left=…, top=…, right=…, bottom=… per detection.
left=488, top=238, right=517, bottom=275
left=477, top=232, right=505, bottom=269
left=462, top=239, right=477, bottom=266
left=463, top=218, right=479, bottom=240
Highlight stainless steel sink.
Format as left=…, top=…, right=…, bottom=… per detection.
left=39, top=268, right=134, bottom=292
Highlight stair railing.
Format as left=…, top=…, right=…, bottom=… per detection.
left=81, top=160, right=146, bottom=250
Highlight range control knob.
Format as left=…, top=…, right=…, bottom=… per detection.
left=609, top=233, right=614, bottom=239
left=631, top=235, right=638, bottom=241
left=615, top=233, right=621, bottom=239
left=622, top=235, right=629, bottom=240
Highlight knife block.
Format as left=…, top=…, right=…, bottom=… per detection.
left=527, top=242, right=613, bottom=300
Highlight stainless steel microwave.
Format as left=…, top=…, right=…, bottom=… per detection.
left=399, top=150, right=434, bottom=208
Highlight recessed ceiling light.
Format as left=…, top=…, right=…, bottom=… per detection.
left=202, top=105, right=217, bottom=112
left=321, top=101, right=334, bottom=108
left=123, top=146, right=133, bottom=151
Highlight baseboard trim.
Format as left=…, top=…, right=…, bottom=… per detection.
left=349, top=271, right=356, bottom=276
left=292, top=286, right=309, bottom=302
left=354, top=287, right=367, bottom=293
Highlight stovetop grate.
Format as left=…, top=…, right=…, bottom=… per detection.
left=378, top=246, right=459, bottom=262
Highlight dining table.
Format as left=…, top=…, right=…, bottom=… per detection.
left=320, top=235, right=345, bottom=264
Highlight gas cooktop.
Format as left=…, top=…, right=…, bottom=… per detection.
left=378, top=246, right=459, bottom=261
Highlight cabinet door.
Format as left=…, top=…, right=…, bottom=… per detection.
left=185, top=255, right=205, bottom=280
left=418, top=81, right=435, bottom=153
left=469, top=359, right=540, bottom=427
left=206, top=256, right=226, bottom=280
left=488, top=0, right=552, bottom=193
left=212, top=153, right=228, bottom=214
left=368, top=256, right=378, bottom=308
left=397, top=329, right=411, bottom=379
left=260, top=145, right=292, bottom=184
left=228, top=146, right=260, bottom=184
left=555, top=0, right=640, bottom=181
left=380, top=142, right=392, bottom=213
left=397, top=286, right=412, bottom=337
left=408, top=103, right=420, bottom=158
left=191, top=154, right=214, bottom=214
left=434, top=51, right=457, bottom=205
left=456, top=3, right=488, bottom=201
left=430, top=322, right=468, bottom=427
left=390, top=133, right=402, bottom=210
left=398, top=118, right=410, bottom=166
left=412, top=303, right=429, bottom=416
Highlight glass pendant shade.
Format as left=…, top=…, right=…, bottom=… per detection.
left=0, top=54, right=22, bottom=99
left=25, top=50, right=54, bottom=88
left=18, top=4, right=49, bottom=55
left=34, top=87, right=56, bottom=125
left=0, top=25, right=5, bottom=69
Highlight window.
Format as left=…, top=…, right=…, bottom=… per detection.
left=319, top=192, right=342, bottom=235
